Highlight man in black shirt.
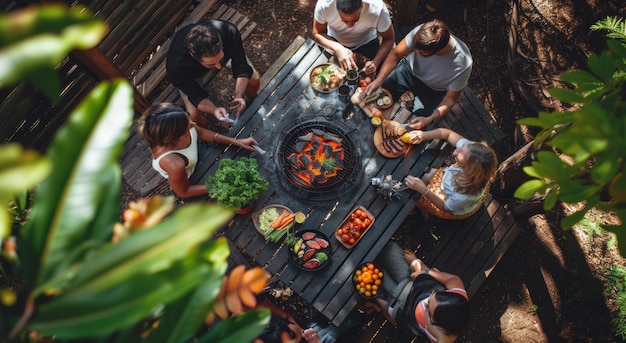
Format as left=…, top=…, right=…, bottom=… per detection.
left=166, top=19, right=260, bottom=127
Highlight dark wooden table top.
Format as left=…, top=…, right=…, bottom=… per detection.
left=189, top=38, right=481, bottom=326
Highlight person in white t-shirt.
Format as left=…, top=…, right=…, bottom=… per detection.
left=363, top=19, right=473, bottom=129
left=403, top=128, right=497, bottom=219
left=312, top=0, right=395, bottom=74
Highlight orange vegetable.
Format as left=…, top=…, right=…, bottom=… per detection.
left=271, top=211, right=290, bottom=229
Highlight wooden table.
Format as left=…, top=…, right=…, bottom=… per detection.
left=189, top=38, right=461, bottom=326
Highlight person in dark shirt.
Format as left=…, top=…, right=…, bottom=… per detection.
left=166, top=19, right=260, bottom=128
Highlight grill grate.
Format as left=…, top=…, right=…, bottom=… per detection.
left=276, top=116, right=363, bottom=201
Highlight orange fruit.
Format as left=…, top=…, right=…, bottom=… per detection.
left=371, top=116, right=382, bottom=127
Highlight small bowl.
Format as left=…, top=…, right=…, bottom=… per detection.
left=352, top=262, right=384, bottom=299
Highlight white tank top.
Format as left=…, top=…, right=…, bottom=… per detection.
left=152, top=127, right=199, bottom=179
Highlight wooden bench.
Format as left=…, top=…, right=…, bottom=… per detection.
left=121, top=2, right=259, bottom=197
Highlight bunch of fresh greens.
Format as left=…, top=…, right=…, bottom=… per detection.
left=205, top=157, right=269, bottom=210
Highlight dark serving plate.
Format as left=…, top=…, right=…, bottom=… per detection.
left=352, top=262, right=384, bottom=299
left=288, top=229, right=332, bottom=271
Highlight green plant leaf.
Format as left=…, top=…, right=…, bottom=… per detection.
left=196, top=308, right=271, bottom=343
left=559, top=184, right=600, bottom=204
left=561, top=209, right=588, bottom=229
left=559, top=69, right=602, bottom=85
left=517, top=117, right=547, bottom=128
left=588, top=51, right=618, bottom=83
left=549, top=134, right=607, bottom=163
left=514, top=179, right=547, bottom=199
left=205, top=157, right=269, bottom=209
left=0, top=5, right=107, bottom=101
left=21, top=79, right=133, bottom=287
left=591, top=157, right=620, bottom=185
left=0, top=144, right=50, bottom=196
left=607, top=39, right=626, bottom=59
left=0, top=144, right=50, bottom=238
left=548, top=88, right=585, bottom=104
left=30, top=204, right=233, bottom=338
left=31, top=247, right=213, bottom=338
left=543, top=189, right=559, bottom=210
left=145, top=239, right=228, bottom=343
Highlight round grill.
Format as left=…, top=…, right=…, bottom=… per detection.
left=276, top=115, right=363, bottom=201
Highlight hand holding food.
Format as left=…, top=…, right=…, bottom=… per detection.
left=400, top=130, right=424, bottom=144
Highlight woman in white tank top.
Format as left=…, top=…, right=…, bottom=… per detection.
left=139, top=103, right=258, bottom=198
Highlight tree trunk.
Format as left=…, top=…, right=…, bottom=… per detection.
left=491, top=140, right=548, bottom=218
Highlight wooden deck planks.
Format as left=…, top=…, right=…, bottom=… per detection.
left=120, top=3, right=258, bottom=196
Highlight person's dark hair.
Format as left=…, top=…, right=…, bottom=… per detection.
left=336, top=0, right=362, bottom=14
left=257, top=313, right=296, bottom=343
left=139, top=103, right=189, bottom=148
left=432, top=291, right=470, bottom=335
left=412, top=19, right=450, bottom=54
left=185, top=24, right=223, bottom=60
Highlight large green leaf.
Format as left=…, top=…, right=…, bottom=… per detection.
left=145, top=239, right=229, bottom=343
left=196, top=309, right=271, bottom=343
left=0, top=144, right=50, bottom=238
left=21, top=79, right=133, bottom=287
left=30, top=205, right=233, bottom=338
left=0, top=144, right=50, bottom=195
left=0, top=5, right=107, bottom=100
left=548, top=88, right=585, bottom=104
left=587, top=51, right=618, bottom=83
left=31, top=245, right=212, bottom=338
left=514, top=179, right=548, bottom=199
left=559, top=69, right=602, bottom=85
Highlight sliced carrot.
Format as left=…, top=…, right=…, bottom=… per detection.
left=271, top=211, right=289, bottom=229
left=275, top=213, right=295, bottom=230
left=276, top=214, right=296, bottom=230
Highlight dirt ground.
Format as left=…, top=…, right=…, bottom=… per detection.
left=212, top=0, right=626, bottom=342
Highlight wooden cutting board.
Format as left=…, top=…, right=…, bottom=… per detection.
left=373, top=125, right=410, bottom=158
left=351, top=87, right=394, bottom=118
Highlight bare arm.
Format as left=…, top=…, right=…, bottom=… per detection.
left=312, top=19, right=356, bottom=70
left=362, top=26, right=395, bottom=75
left=194, top=124, right=258, bottom=151
left=159, top=155, right=208, bottom=198
left=363, top=39, right=411, bottom=96
left=409, top=89, right=463, bottom=129
left=196, top=98, right=227, bottom=121
left=403, top=127, right=466, bottom=147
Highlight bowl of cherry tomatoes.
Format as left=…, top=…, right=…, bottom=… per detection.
left=334, top=206, right=375, bottom=249
left=352, top=262, right=384, bottom=299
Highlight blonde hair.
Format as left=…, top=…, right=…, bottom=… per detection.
left=454, top=142, right=497, bottom=195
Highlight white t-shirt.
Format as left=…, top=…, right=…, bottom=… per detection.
left=314, top=0, right=392, bottom=49
left=441, top=138, right=485, bottom=215
left=152, top=127, right=199, bottom=179
left=404, top=24, right=473, bottom=91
